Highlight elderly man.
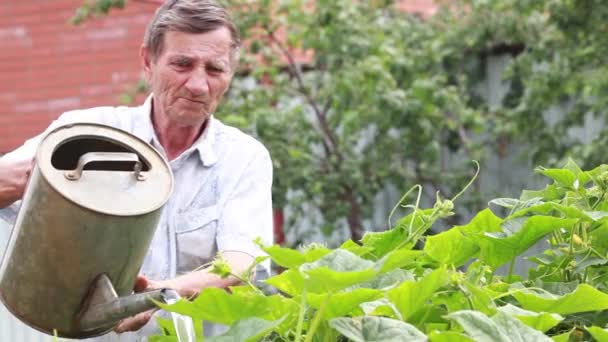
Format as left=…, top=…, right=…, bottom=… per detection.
left=0, top=0, right=273, bottom=339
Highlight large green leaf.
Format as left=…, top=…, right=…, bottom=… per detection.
left=355, top=269, right=414, bottom=290
left=587, top=326, right=608, bottom=341
left=428, top=330, right=475, bottom=342
left=446, top=311, right=509, bottom=342
left=463, top=282, right=496, bottom=316
left=425, top=209, right=502, bottom=267
left=361, top=209, right=435, bottom=256
left=477, top=216, right=578, bottom=268
left=300, top=249, right=375, bottom=272
left=299, top=249, right=378, bottom=293
left=374, top=248, right=423, bottom=273
left=513, top=284, right=608, bottom=315
left=447, top=310, right=552, bottom=342
left=261, top=243, right=331, bottom=269
left=536, top=168, right=578, bottom=190
left=157, top=289, right=297, bottom=327
left=303, top=267, right=378, bottom=293
left=340, top=239, right=374, bottom=257
left=206, top=317, right=284, bottom=342
left=497, top=304, right=563, bottom=332
left=387, top=267, right=450, bottom=320
left=359, top=298, right=400, bottom=318
left=329, top=316, right=427, bottom=342
left=507, top=202, right=598, bottom=222
left=264, top=269, right=305, bottom=296
left=307, top=288, right=383, bottom=319
left=361, top=228, right=407, bottom=257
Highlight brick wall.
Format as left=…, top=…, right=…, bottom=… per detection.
left=0, top=1, right=158, bottom=152
left=0, top=0, right=438, bottom=153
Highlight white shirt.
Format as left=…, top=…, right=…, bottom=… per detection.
left=0, top=95, right=273, bottom=340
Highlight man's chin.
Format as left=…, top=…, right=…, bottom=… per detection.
left=173, top=113, right=210, bottom=127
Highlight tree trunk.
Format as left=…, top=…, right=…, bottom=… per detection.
left=344, top=187, right=362, bottom=242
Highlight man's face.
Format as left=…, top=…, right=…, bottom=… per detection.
left=143, top=28, right=234, bottom=127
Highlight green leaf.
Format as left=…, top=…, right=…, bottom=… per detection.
left=157, top=289, right=297, bottom=328
left=550, top=329, right=573, bottom=342
left=463, top=282, right=496, bottom=316
left=264, top=269, right=305, bottom=296
left=299, top=249, right=378, bottom=293
left=589, top=222, right=608, bottom=249
left=303, top=267, right=377, bottom=293
left=359, top=298, right=400, bottom=318
left=513, top=284, right=608, bottom=315
left=155, top=317, right=177, bottom=336
left=507, top=202, right=597, bottom=222
left=563, top=158, right=590, bottom=185
left=477, top=216, right=578, bottom=268
left=520, top=185, right=564, bottom=202
left=340, top=239, right=374, bottom=257
left=307, top=288, right=383, bottom=319
left=329, top=316, right=427, bottom=342
left=496, top=304, right=563, bottom=332
left=361, top=228, right=407, bottom=257
left=491, top=311, right=552, bottom=341
left=446, top=310, right=552, bottom=342
left=446, top=311, right=509, bottom=342
left=388, top=267, right=450, bottom=320
left=428, top=330, right=475, bottom=342
left=587, top=326, right=608, bottom=341
left=260, top=243, right=331, bottom=269
left=425, top=209, right=502, bottom=266
left=356, top=269, right=415, bottom=290
left=537, top=168, right=578, bottom=190
left=374, top=249, right=423, bottom=273
left=206, top=317, right=284, bottom=342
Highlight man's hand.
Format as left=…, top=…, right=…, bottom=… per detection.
left=113, top=275, right=163, bottom=334
left=114, top=309, right=156, bottom=334
left=0, top=157, right=34, bottom=208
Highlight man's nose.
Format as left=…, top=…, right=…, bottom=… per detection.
left=184, top=68, right=209, bottom=96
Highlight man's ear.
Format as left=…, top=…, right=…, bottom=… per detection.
left=140, top=45, right=153, bottom=81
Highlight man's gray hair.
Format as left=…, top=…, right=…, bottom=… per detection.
left=143, top=0, right=241, bottom=67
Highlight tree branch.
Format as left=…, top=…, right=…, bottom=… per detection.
left=267, top=31, right=341, bottom=162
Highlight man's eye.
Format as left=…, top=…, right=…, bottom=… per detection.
left=172, top=60, right=191, bottom=68
left=207, top=65, right=225, bottom=73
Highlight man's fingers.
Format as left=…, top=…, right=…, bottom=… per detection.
left=114, top=310, right=154, bottom=333
left=133, top=275, right=149, bottom=293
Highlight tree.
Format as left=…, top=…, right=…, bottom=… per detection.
left=72, top=0, right=608, bottom=246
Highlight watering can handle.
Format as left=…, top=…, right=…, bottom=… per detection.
left=64, top=152, right=146, bottom=181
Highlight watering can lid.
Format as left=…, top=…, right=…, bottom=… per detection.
left=36, top=123, right=174, bottom=216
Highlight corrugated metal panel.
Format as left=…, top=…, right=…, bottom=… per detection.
left=0, top=219, right=51, bottom=342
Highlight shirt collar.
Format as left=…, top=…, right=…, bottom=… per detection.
left=133, top=94, right=218, bottom=167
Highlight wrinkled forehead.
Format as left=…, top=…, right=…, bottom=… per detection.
left=160, top=29, right=232, bottom=58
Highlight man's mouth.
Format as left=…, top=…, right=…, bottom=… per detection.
left=180, top=97, right=206, bottom=105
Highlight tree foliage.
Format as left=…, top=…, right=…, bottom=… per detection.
left=73, top=0, right=608, bottom=244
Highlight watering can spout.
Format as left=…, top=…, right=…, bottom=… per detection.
left=77, top=274, right=179, bottom=332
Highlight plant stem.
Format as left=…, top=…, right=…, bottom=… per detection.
left=304, top=294, right=330, bottom=342
left=507, top=259, right=516, bottom=281
left=387, top=185, right=422, bottom=229
left=295, top=285, right=307, bottom=342
left=451, top=160, right=480, bottom=202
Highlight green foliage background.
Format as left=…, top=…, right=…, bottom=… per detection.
left=74, top=0, right=608, bottom=245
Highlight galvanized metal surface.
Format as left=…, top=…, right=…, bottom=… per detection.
left=38, top=124, right=173, bottom=216
left=0, top=219, right=49, bottom=342
left=0, top=123, right=173, bottom=338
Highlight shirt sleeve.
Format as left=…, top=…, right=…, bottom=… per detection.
left=215, top=148, right=274, bottom=261
left=0, top=109, right=97, bottom=223
left=0, top=118, right=61, bottom=224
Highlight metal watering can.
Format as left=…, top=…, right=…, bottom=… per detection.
left=0, top=123, right=175, bottom=338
